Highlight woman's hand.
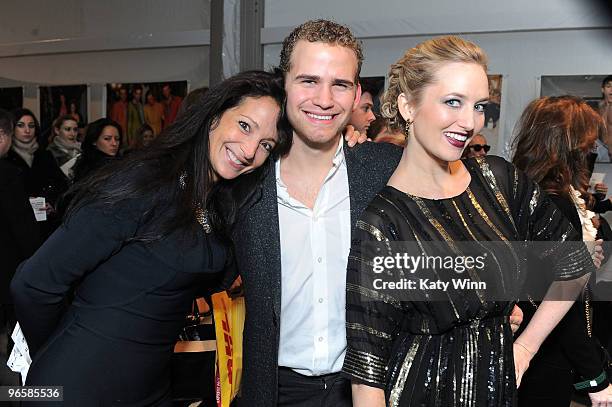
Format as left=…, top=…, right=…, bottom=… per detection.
left=592, top=215, right=602, bottom=230
left=344, top=124, right=369, bottom=147
left=227, top=275, right=243, bottom=298
left=44, top=202, right=56, bottom=215
left=513, top=341, right=535, bottom=388
left=589, top=383, right=612, bottom=407
left=588, top=239, right=604, bottom=269
left=509, top=304, right=523, bottom=335
left=352, top=383, right=385, bottom=407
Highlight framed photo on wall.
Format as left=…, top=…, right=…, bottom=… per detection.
left=105, top=81, right=188, bottom=148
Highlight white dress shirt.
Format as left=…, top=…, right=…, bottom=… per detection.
left=276, top=138, right=352, bottom=376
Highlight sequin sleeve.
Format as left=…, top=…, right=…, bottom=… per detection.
left=342, top=200, right=408, bottom=388
left=497, top=157, right=595, bottom=282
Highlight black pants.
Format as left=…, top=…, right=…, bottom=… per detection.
left=517, top=360, right=573, bottom=407
left=277, top=367, right=352, bottom=407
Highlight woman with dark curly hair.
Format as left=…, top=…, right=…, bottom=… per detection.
left=11, top=70, right=292, bottom=406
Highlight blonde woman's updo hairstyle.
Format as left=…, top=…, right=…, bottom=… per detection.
left=381, top=36, right=488, bottom=132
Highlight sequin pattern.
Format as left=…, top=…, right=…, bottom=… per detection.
left=342, top=156, right=593, bottom=406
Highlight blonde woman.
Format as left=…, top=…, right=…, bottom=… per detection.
left=342, top=36, right=598, bottom=406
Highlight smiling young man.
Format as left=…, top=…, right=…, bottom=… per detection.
left=230, top=20, right=402, bottom=407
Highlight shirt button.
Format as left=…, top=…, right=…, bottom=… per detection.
left=317, top=257, right=322, bottom=263
left=318, top=298, right=324, bottom=303
left=318, top=336, right=324, bottom=342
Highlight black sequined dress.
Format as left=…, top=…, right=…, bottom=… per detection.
left=342, top=156, right=593, bottom=406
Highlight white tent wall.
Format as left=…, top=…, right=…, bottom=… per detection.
left=0, top=0, right=211, bottom=120
left=263, top=0, right=612, bottom=158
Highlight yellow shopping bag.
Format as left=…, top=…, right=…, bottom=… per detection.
left=212, top=291, right=245, bottom=407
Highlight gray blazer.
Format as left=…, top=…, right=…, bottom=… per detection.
left=232, top=140, right=402, bottom=406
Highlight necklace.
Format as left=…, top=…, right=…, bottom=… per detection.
left=195, top=206, right=212, bottom=234
left=180, top=172, right=213, bottom=234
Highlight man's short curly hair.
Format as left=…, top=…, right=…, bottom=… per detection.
left=279, top=19, right=363, bottom=81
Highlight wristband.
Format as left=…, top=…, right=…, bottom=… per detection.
left=573, top=371, right=607, bottom=391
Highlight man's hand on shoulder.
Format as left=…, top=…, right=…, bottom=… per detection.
left=344, top=124, right=370, bottom=147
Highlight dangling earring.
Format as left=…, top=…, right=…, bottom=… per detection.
left=404, top=119, right=413, bottom=139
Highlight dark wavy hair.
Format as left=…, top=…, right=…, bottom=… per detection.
left=512, top=95, right=605, bottom=204
left=71, top=118, right=123, bottom=181
left=67, top=70, right=292, bottom=243
left=80, top=117, right=123, bottom=157
left=11, top=108, right=41, bottom=141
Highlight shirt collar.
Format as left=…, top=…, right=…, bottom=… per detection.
left=276, top=136, right=345, bottom=186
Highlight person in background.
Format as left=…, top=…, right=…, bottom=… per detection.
left=513, top=95, right=612, bottom=406
left=68, top=100, right=82, bottom=126
left=127, top=85, right=145, bottom=147
left=144, top=91, right=164, bottom=136
left=5, top=108, right=68, bottom=237
left=109, top=87, right=128, bottom=141
left=11, top=70, right=291, bottom=406
left=462, top=132, right=490, bottom=158
left=162, top=83, right=183, bottom=127
left=368, top=116, right=406, bottom=147
left=76, top=123, right=86, bottom=143
left=0, top=108, right=41, bottom=391
left=48, top=115, right=80, bottom=168
left=72, top=118, right=122, bottom=182
left=131, top=124, right=155, bottom=150
left=57, top=94, right=68, bottom=117
left=348, top=79, right=377, bottom=134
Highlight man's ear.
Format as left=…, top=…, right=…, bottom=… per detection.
left=397, top=92, right=415, bottom=123
left=353, top=82, right=362, bottom=111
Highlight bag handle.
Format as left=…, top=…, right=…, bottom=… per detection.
left=191, top=298, right=201, bottom=320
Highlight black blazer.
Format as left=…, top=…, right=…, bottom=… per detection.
left=5, top=148, right=69, bottom=237
left=5, top=148, right=69, bottom=206
left=0, top=160, right=41, bottom=303
left=231, top=141, right=402, bottom=406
